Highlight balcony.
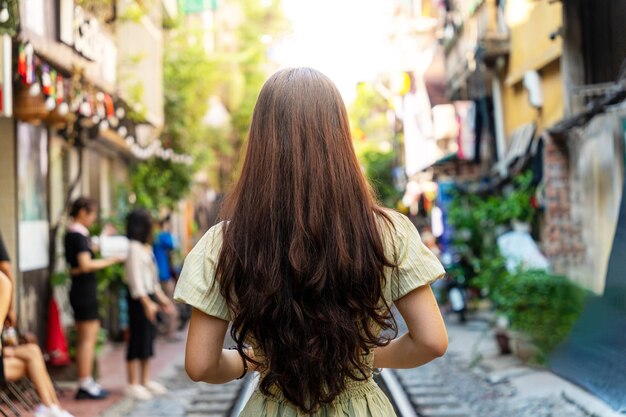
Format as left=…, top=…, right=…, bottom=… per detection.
left=443, top=0, right=510, bottom=99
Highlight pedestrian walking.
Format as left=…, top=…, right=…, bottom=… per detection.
left=124, top=209, right=174, bottom=401
left=175, top=67, right=448, bottom=416
left=152, top=215, right=180, bottom=340
left=64, top=197, right=122, bottom=400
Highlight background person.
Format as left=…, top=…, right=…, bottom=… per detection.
left=64, top=197, right=122, bottom=400
left=124, top=209, right=174, bottom=401
left=0, top=231, right=38, bottom=345
left=1, top=272, right=75, bottom=417
left=175, top=68, right=448, bottom=416
left=0, top=232, right=16, bottom=327
left=152, top=215, right=180, bottom=340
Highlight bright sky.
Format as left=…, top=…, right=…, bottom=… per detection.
left=274, top=0, right=396, bottom=103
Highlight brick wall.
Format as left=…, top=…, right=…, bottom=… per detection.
left=542, top=111, right=624, bottom=294
left=542, top=134, right=585, bottom=274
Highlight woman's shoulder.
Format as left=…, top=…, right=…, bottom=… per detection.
left=375, top=208, right=412, bottom=237
left=64, top=231, right=88, bottom=246
left=65, top=230, right=85, bottom=239
left=190, top=221, right=227, bottom=257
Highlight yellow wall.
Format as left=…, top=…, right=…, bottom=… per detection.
left=501, top=0, right=564, bottom=139
left=502, top=60, right=564, bottom=138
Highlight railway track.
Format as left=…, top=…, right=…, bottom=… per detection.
left=379, top=367, right=474, bottom=417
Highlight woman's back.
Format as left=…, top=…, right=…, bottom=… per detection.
left=174, top=68, right=447, bottom=416
left=175, top=210, right=445, bottom=416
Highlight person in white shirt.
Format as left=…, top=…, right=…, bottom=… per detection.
left=124, top=209, right=174, bottom=401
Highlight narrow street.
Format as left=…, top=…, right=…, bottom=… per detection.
left=2, top=1, right=625, bottom=417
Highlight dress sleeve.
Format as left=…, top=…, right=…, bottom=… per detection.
left=391, top=213, right=446, bottom=301
left=75, top=234, right=91, bottom=254
left=173, top=223, right=231, bottom=322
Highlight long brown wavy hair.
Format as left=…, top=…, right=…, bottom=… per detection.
left=216, top=67, right=397, bottom=413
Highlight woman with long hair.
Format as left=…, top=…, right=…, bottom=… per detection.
left=174, top=67, right=448, bottom=416
left=64, top=197, right=121, bottom=400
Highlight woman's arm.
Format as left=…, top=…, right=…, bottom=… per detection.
left=373, top=284, right=448, bottom=369
left=75, top=252, right=120, bottom=274
left=0, top=272, right=12, bottom=348
left=0, top=261, right=16, bottom=324
left=184, top=308, right=247, bottom=384
left=152, top=268, right=174, bottom=314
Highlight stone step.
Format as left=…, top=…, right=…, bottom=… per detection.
left=411, top=395, right=459, bottom=408
left=419, top=406, right=472, bottom=417
left=192, top=391, right=239, bottom=402
left=405, top=386, right=449, bottom=396
left=186, top=400, right=233, bottom=414
left=187, top=414, right=225, bottom=417
left=400, top=378, right=445, bottom=387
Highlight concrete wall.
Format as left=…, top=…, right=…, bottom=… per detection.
left=568, top=112, right=624, bottom=293
left=544, top=110, right=625, bottom=294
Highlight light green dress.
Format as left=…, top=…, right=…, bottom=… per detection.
left=174, top=210, right=445, bottom=417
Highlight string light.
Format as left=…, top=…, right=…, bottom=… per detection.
left=18, top=42, right=193, bottom=166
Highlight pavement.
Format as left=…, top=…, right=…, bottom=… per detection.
left=394, top=314, right=623, bottom=417
left=49, top=334, right=189, bottom=417
left=12, top=313, right=619, bottom=417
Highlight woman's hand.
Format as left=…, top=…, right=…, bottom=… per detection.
left=244, top=346, right=259, bottom=372
left=7, top=307, right=17, bottom=328
left=2, top=346, right=15, bottom=357
left=155, top=291, right=175, bottom=315
left=160, top=298, right=175, bottom=315
left=141, top=299, right=159, bottom=323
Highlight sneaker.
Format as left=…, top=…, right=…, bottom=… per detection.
left=126, top=384, right=153, bottom=401
left=143, top=380, right=167, bottom=395
left=89, top=380, right=106, bottom=393
left=34, top=405, right=75, bottom=417
left=34, top=405, right=51, bottom=417
left=49, top=405, right=75, bottom=417
left=75, top=387, right=109, bottom=400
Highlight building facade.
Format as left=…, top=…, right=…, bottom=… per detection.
left=0, top=0, right=172, bottom=343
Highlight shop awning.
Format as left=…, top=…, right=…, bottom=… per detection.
left=548, top=83, right=626, bottom=138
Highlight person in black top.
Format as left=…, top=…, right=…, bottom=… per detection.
left=64, top=197, right=122, bottom=400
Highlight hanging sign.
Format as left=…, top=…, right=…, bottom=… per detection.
left=72, top=6, right=106, bottom=62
